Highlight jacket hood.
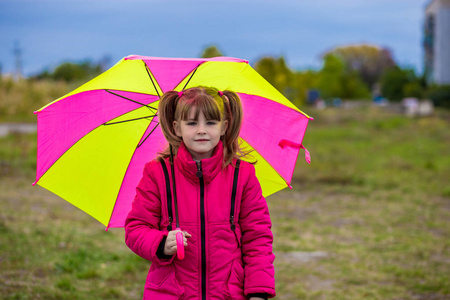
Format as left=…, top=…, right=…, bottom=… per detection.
left=175, top=140, right=224, bottom=184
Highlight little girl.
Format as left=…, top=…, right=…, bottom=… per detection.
left=125, top=87, right=275, bottom=299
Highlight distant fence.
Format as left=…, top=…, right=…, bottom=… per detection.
left=0, top=123, right=37, bottom=137
left=314, top=98, right=435, bottom=117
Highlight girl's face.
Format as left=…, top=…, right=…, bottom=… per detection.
left=174, top=108, right=228, bottom=161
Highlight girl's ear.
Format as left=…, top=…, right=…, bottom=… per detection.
left=173, top=121, right=182, bottom=137
left=221, top=120, right=228, bottom=136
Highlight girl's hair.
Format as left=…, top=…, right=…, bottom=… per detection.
left=158, top=86, right=251, bottom=166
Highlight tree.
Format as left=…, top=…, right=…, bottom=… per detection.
left=254, top=56, right=293, bottom=96
left=292, top=70, right=320, bottom=105
left=255, top=56, right=320, bottom=106
left=323, top=44, right=396, bottom=90
left=318, top=54, right=370, bottom=99
left=253, top=54, right=371, bottom=106
left=201, top=46, right=224, bottom=58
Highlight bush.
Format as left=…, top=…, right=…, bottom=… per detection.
left=426, top=85, right=450, bottom=108
left=380, top=67, right=422, bottom=101
left=33, top=60, right=103, bottom=83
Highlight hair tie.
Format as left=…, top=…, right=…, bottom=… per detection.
left=178, top=91, right=183, bottom=98
left=218, top=91, right=224, bottom=97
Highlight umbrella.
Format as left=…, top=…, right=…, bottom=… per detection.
left=33, top=55, right=313, bottom=229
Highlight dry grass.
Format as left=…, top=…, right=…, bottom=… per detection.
left=0, top=78, right=73, bottom=122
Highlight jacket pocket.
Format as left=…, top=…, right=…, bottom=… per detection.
left=223, top=258, right=246, bottom=300
left=144, top=264, right=184, bottom=300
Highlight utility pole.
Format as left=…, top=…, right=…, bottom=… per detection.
left=13, top=41, right=23, bottom=80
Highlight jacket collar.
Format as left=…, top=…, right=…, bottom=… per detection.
left=175, top=141, right=224, bottom=184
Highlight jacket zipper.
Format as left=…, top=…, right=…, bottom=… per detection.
left=196, top=161, right=206, bottom=300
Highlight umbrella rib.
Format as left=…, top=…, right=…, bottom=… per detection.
left=182, top=66, right=198, bottom=90
left=104, top=115, right=157, bottom=126
left=105, top=90, right=157, bottom=112
left=144, top=63, right=161, bottom=98
left=137, top=122, right=160, bottom=148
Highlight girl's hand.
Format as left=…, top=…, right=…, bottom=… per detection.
left=163, top=230, right=191, bottom=256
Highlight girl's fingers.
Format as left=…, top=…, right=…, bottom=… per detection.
left=170, top=230, right=191, bottom=237
left=167, top=230, right=191, bottom=249
left=164, top=232, right=190, bottom=255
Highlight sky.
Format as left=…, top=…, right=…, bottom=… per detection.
left=0, top=0, right=431, bottom=77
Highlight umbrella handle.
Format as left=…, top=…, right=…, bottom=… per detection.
left=175, top=228, right=185, bottom=260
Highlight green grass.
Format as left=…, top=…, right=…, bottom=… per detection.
left=1, top=106, right=449, bottom=299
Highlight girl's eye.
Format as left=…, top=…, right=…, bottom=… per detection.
left=187, top=122, right=197, bottom=126
left=207, top=121, right=218, bottom=125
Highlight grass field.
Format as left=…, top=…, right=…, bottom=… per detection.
left=0, top=106, right=449, bottom=299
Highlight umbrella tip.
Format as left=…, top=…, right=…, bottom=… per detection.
left=288, top=184, right=293, bottom=189
left=309, top=117, right=314, bottom=121
left=105, top=226, right=109, bottom=231
left=33, top=111, right=38, bottom=115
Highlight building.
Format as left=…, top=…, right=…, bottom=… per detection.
left=424, top=0, right=450, bottom=84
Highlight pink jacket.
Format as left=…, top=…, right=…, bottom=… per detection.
left=125, top=142, right=275, bottom=299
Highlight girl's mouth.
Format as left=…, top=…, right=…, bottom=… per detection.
left=195, top=139, right=209, bottom=142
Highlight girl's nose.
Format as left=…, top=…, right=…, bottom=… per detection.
left=197, top=124, right=206, bottom=134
